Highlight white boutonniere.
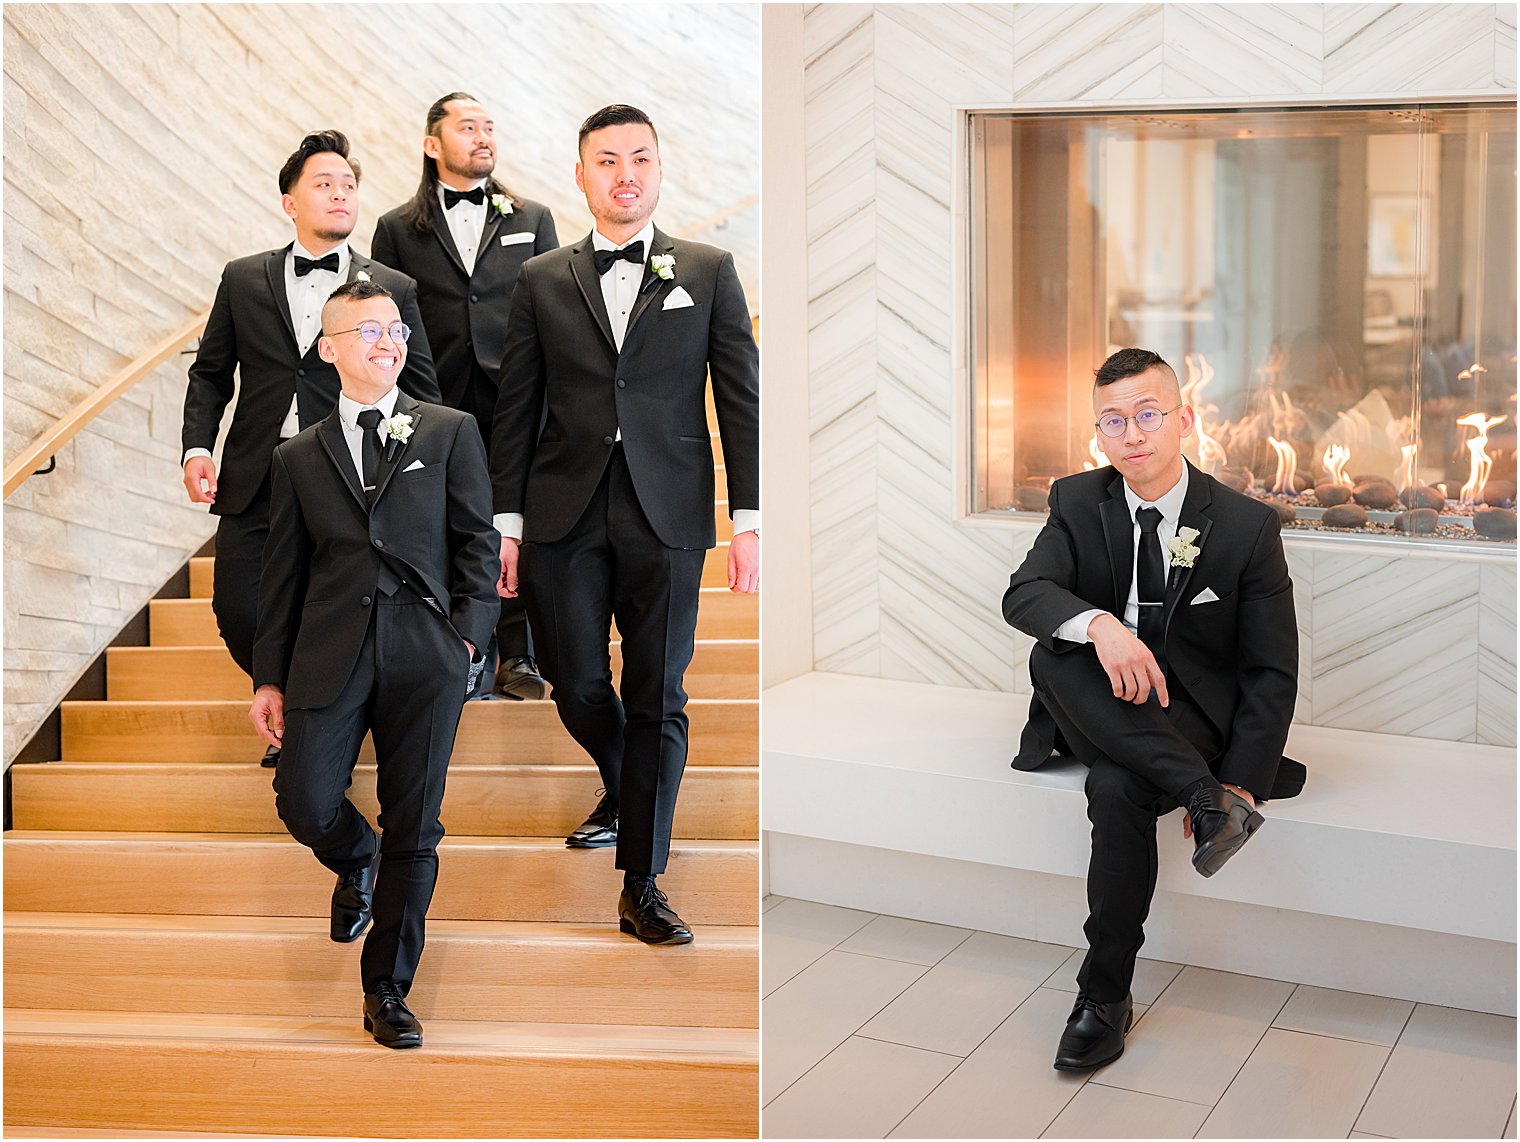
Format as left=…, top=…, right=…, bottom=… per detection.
left=356, top=269, right=371, bottom=282
left=382, top=412, right=414, bottom=462
left=490, top=193, right=513, bottom=218
left=1166, top=526, right=1201, bottom=568
left=650, top=254, right=676, bottom=280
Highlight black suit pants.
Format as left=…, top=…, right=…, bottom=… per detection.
left=518, top=444, right=705, bottom=875
left=1029, top=642, right=1224, bottom=1004
left=211, top=475, right=273, bottom=679
left=272, top=597, right=468, bottom=995
left=461, top=358, right=531, bottom=669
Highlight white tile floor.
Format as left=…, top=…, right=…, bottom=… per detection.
left=762, top=897, right=1518, bottom=1140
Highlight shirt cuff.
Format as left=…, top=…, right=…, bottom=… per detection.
left=494, top=512, right=524, bottom=541
left=731, top=509, right=760, bottom=537
left=182, top=447, right=213, bottom=467
left=1054, top=608, right=1105, bottom=645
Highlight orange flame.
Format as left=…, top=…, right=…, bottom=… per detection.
left=1267, top=437, right=1297, bottom=495
left=1181, top=353, right=1228, bottom=474
left=1395, top=444, right=1418, bottom=493
left=1321, top=444, right=1353, bottom=488
left=1457, top=413, right=1507, bottom=504
left=1082, top=433, right=1105, bottom=472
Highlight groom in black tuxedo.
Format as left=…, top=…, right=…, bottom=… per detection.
left=182, top=129, right=438, bottom=767
left=492, top=105, right=759, bottom=945
left=371, top=92, right=559, bottom=702
left=249, top=280, right=499, bottom=1048
left=1002, top=348, right=1301, bottom=1071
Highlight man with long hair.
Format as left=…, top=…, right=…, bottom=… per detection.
left=372, top=93, right=558, bottom=704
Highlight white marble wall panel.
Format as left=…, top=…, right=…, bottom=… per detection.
left=802, top=2, right=1518, bottom=745
left=1478, top=563, right=1517, bottom=747
left=1012, top=4, right=1165, bottom=101
left=1311, top=552, right=1481, bottom=742
left=1498, top=4, right=1517, bottom=89
left=1163, top=4, right=1324, bottom=96
left=1324, top=4, right=1498, bottom=93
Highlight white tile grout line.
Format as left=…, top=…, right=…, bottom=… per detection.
left=1348, top=1000, right=1418, bottom=1138
left=761, top=901, right=880, bottom=997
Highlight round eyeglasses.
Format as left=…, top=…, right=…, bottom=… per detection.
left=329, top=321, right=411, bottom=344
left=1094, top=405, right=1181, bottom=438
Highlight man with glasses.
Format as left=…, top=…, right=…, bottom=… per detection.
left=249, top=280, right=498, bottom=1049
left=1002, top=347, right=1302, bottom=1072
left=181, top=129, right=439, bottom=770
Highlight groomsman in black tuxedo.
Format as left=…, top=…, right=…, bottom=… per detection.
left=249, top=280, right=499, bottom=1048
left=1002, top=348, right=1303, bottom=1071
left=372, top=92, right=559, bottom=702
left=182, top=130, right=439, bottom=767
left=492, top=105, right=759, bottom=944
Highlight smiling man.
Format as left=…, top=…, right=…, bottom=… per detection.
left=249, top=280, right=498, bottom=1049
left=372, top=92, right=559, bottom=702
left=181, top=130, right=438, bottom=769
left=1002, top=347, right=1302, bottom=1071
left=491, top=104, right=759, bottom=945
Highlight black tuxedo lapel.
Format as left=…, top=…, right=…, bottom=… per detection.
left=431, top=213, right=469, bottom=277
left=265, top=246, right=299, bottom=350
left=478, top=198, right=505, bottom=257
left=1098, top=470, right=1133, bottom=613
left=1163, top=464, right=1215, bottom=633
left=569, top=238, right=617, bottom=352
left=624, top=229, right=677, bottom=342
left=316, top=412, right=368, bottom=513
left=346, top=253, right=376, bottom=284
left=369, top=393, right=422, bottom=510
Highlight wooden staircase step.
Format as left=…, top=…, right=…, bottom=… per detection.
left=189, top=546, right=739, bottom=598
left=4, top=1009, right=756, bottom=1137
left=3, top=833, right=758, bottom=925
left=149, top=587, right=756, bottom=646
left=60, top=697, right=758, bottom=766
left=4, top=913, right=758, bottom=1028
left=105, top=639, right=758, bottom=701
left=9, top=762, right=758, bottom=838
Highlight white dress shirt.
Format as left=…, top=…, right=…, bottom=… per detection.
left=1055, top=465, right=1189, bottom=643
left=336, top=385, right=401, bottom=488
left=182, top=240, right=348, bottom=468
left=496, top=220, right=758, bottom=541
left=438, top=180, right=488, bottom=275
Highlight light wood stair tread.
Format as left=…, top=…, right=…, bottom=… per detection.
left=6, top=831, right=754, bottom=849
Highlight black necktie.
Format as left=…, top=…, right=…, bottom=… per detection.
left=443, top=186, right=485, bottom=209
left=294, top=252, right=339, bottom=277
left=593, top=242, right=644, bottom=275
left=1135, top=507, right=1167, bottom=667
left=357, top=409, right=384, bottom=500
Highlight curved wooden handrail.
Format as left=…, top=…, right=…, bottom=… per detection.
left=4, top=311, right=209, bottom=500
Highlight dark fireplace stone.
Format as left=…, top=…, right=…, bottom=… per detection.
left=1352, top=481, right=1399, bottom=510
left=1473, top=507, right=1518, bottom=539
left=1394, top=508, right=1439, bottom=534
left=1322, top=504, right=1370, bottom=528
left=1314, top=483, right=1352, bottom=506
left=1398, top=485, right=1447, bottom=510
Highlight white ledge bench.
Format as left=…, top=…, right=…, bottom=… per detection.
left=763, top=672, right=1515, bottom=1015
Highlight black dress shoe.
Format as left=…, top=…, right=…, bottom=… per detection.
left=494, top=655, right=548, bottom=701
left=619, top=877, right=694, bottom=945
left=363, top=981, right=422, bottom=1049
left=1053, top=993, right=1132, bottom=1071
left=331, top=859, right=377, bottom=943
left=1187, top=786, right=1265, bottom=877
left=566, top=790, right=618, bottom=848
left=261, top=745, right=280, bottom=768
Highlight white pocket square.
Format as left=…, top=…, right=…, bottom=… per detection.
left=499, top=232, right=535, bottom=246
left=662, top=286, right=695, bottom=311
left=403, top=459, right=425, bottom=473
left=1191, top=587, right=1220, bottom=605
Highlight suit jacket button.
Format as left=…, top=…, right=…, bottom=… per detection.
left=372, top=538, right=384, bottom=549
left=603, top=435, right=614, bottom=446
left=297, top=368, right=306, bottom=377
left=361, top=596, right=372, bottom=607
left=617, top=379, right=626, bottom=388
left=469, top=294, right=479, bottom=303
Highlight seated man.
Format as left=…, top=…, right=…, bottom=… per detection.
left=1002, top=347, right=1304, bottom=1072
left=249, top=280, right=499, bottom=1048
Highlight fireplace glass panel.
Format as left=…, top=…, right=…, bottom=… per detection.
left=968, top=103, right=1517, bottom=544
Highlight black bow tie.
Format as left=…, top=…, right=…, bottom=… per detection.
left=593, top=242, right=644, bottom=275
left=443, top=186, right=486, bottom=209
left=294, top=252, right=340, bottom=277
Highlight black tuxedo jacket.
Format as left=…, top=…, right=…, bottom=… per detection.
left=1002, top=462, right=1302, bottom=801
left=491, top=228, right=759, bottom=549
left=251, top=392, right=500, bottom=710
left=182, top=246, right=440, bottom=518
left=371, top=197, right=558, bottom=407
